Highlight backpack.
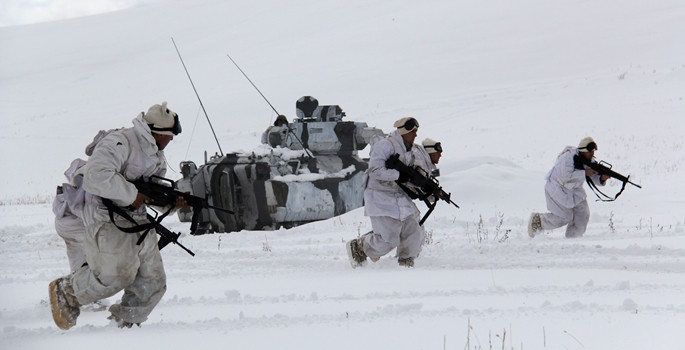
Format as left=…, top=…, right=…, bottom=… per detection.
left=52, top=128, right=123, bottom=219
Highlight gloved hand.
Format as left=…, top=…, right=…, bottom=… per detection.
left=573, top=155, right=585, bottom=170
left=385, top=154, right=400, bottom=169
left=397, top=171, right=410, bottom=183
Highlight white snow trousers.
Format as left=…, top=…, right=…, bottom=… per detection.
left=541, top=185, right=591, bottom=238
left=363, top=215, right=424, bottom=260
left=70, top=221, right=166, bottom=324
left=54, top=213, right=86, bottom=273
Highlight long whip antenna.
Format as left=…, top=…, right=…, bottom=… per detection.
left=226, top=53, right=313, bottom=158
left=172, top=37, right=223, bottom=156
left=226, top=53, right=280, bottom=115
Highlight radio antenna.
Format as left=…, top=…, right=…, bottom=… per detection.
left=226, top=53, right=313, bottom=158
left=226, top=53, right=280, bottom=115
left=171, top=37, right=223, bottom=156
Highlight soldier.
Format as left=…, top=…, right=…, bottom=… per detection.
left=49, top=102, right=185, bottom=330
left=261, top=114, right=288, bottom=144
left=346, top=117, right=424, bottom=268
left=415, top=137, right=442, bottom=177
left=528, top=136, right=610, bottom=238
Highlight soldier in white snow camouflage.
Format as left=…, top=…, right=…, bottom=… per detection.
left=346, top=117, right=425, bottom=268
left=261, top=114, right=288, bottom=144
left=415, top=137, right=442, bottom=178
left=528, top=137, right=610, bottom=238
left=49, top=102, right=185, bottom=330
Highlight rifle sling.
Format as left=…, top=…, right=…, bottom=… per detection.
left=101, top=198, right=173, bottom=246
left=585, top=176, right=628, bottom=202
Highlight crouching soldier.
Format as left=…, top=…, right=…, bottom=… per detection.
left=528, top=137, right=610, bottom=238
left=49, top=102, right=185, bottom=329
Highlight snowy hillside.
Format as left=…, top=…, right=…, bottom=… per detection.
left=1, top=0, right=684, bottom=349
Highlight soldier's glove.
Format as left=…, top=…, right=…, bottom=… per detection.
left=573, top=155, right=585, bottom=170
left=385, top=154, right=401, bottom=170
left=397, top=171, right=411, bottom=183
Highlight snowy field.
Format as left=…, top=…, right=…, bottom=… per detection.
left=1, top=0, right=684, bottom=349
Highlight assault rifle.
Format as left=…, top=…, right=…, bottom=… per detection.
left=149, top=213, right=195, bottom=256
left=575, top=155, right=642, bottom=201
left=103, top=175, right=232, bottom=256
left=132, top=175, right=234, bottom=235
left=101, top=197, right=196, bottom=256
left=385, top=153, right=459, bottom=225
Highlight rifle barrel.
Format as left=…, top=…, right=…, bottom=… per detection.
left=174, top=241, right=196, bottom=256
left=207, top=204, right=234, bottom=214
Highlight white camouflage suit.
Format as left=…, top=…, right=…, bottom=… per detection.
left=70, top=114, right=168, bottom=324
left=412, top=144, right=436, bottom=178
left=541, top=146, right=604, bottom=238
left=410, top=143, right=440, bottom=206
left=52, top=159, right=88, bottom=272
left=361, top=130, right=424, bottom=260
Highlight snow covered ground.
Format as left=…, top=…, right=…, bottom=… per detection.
left=1, top=0, right=684, bottom=349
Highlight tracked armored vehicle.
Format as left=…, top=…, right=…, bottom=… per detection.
left=177, top=96, right=384, bottom=234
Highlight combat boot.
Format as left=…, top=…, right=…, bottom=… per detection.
left=398, top=257, right=414, bottom=268
left=528, top=213, right=543, bottom=238
left=107, top=313, right=140, bottom=329
left=48, top=277, right=81, bottom=330
left=346, top=237, right=368, bottom=268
